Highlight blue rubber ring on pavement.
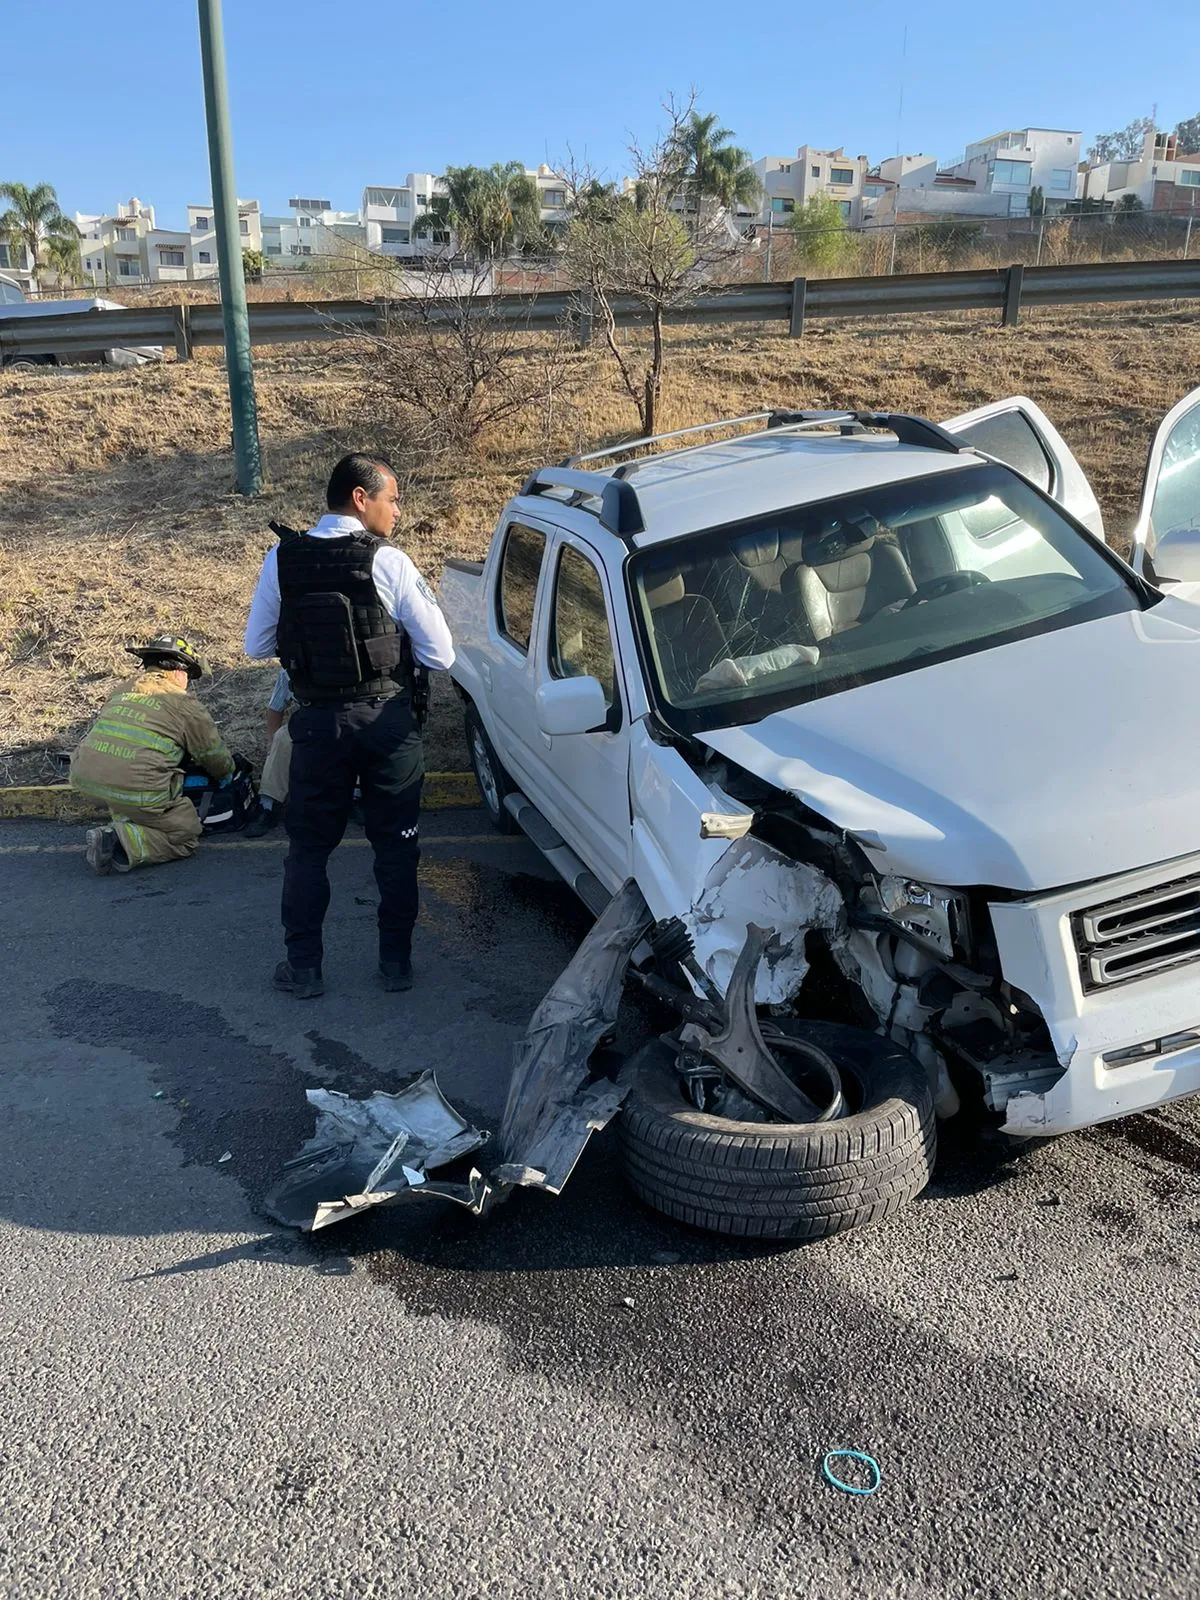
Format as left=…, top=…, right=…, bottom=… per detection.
left=821, top=1450, right=881, bottom=1496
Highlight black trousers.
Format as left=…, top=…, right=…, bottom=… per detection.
left=281, top=696, right=423, bottom=969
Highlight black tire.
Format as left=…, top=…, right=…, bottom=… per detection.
left=464, top=703, right=517, bottom=833
left=619, top=1020, right=936, bottom=1242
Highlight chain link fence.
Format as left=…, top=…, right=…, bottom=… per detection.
left=747, top=208, right=1199, bottom=281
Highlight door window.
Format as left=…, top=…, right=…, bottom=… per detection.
left=949, top=409, right=1054, bottom=491
left=1146, top=401, right=1200, bottom=560
left=497, top=522, right=546, bottom=653
left=550, top=545, right=617, bottom=711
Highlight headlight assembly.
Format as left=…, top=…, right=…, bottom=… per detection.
left=870, top=876, right=970, bottom=961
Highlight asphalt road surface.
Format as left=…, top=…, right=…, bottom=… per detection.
left=3, top=812, right=1199, bottom=1600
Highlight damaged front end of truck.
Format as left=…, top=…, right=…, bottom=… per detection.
left=632, top=733, right=1068, bottom=1140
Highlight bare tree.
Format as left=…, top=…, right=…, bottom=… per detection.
left=347, top=260, right=577, bottom=458
left=562, top=97, right=744, bottom=436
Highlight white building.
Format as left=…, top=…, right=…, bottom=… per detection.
left=1086, top=130, right=1200, bottom=213
left=362, top=166, right=568, bottom=260
left=73, top=199, right=192, bottom=286
left=361, top=175, right=449, bottom=259
left=752, top=146, right=869, bottom=227
left=532, top=164, right=571, bottom=237
left=864, top=155, right=1010, bottom=225
left=0, top=240, right=37, bottom=292
left=261, top=198, right=367, bottom=265
left=950, top=128, right=1083, bottom=216
left=186, top=198, right=264, bottom=279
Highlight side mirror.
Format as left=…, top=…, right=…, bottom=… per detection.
left=1150, top=527, right=1200, bottom=586
left=535, top=677, right=609, bottom=736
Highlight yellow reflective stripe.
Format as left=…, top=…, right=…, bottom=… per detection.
left=70, top=773, right=172, bottom=808
left=92, top=719, right=183, bottom=758
left=118, top=821, right=149, bottom=864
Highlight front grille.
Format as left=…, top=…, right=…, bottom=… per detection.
left=1073, top=872, right=1200, bottom=990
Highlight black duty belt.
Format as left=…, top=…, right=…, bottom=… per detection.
left=294, top=690, right=405, bottom=710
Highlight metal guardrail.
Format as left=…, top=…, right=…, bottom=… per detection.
left=3, top=258, right=1199, bottom=363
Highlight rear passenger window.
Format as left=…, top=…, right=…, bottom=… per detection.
left=952, top=410, right=1054, bottom=492
left=497, top=522, right=545, bottom=653
left=551, top=546, right=617, bottom=710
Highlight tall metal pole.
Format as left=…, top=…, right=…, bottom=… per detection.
left=198, top=0, right=261, bottom=494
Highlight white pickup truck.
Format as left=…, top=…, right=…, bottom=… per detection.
left=440, top=393, right=1200, bottom=1239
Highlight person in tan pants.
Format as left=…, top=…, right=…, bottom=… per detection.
left=69, top=635, right=234, bottom=873
left=245, top=668, right=293, bottom=837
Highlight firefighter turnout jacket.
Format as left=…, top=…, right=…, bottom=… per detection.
left=70, top=672, right=234, bottom=813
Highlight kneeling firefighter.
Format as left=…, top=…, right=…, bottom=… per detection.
left=69, top=635, right=235, bottom=874
left=243, top=453, right=455, bottom=999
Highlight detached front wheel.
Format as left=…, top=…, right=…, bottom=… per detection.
left=619, top=1020, right=936, bottom=1241
left=464, top=703, right=517, bottom=833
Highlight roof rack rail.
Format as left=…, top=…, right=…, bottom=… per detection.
left=561, top=413, right=778, bottom=470
left=519, top=409, right=967, bottom=540
left=519, top=465, right=645, bottom=537
left=767, top=408, right=967, bottom=455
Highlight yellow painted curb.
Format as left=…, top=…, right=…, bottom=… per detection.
left=0, top=770, right=480, bottom=822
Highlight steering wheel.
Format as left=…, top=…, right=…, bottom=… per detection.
left=903, top=570, right=990, bottom=608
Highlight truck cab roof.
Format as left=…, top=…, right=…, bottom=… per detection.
left=515, top=414, right=983, bottom=549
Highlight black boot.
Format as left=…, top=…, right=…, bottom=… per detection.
left=244, top=800, right=281, bottom=839
left=273, top=960, right=324, bottom=999
left=378, top=960, right=413, bottom=992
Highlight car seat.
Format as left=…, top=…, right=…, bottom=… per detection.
left=783, top=514, right=916, bottom=642
left=643, top=572, right=730, bottom=700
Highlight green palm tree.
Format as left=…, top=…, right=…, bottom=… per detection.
left=42, top=232, right=81, bottom=287
left=441, top=162, right=543, bottom=257
left=669, top=112, right=761, bottom=224
left=0, top=181, right=80, bottom=288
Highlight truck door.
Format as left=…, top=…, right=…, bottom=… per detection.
left=1128, top=385, right=1200, bottom=581
left=942, top=396, right=1104, bottom=539
left=525, top=535, right=633, bottom=891
left=485, top=515, right=554, bottom=800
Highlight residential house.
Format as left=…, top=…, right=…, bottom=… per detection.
left=187, top=199, right=264, bottom=278
left=866, top=153, right=1019, bottom=226
left=73, top=199, right=191, bottom=286
left=261, top=198, right=367, bottom=265
left=1086, top=130, right=1200, bottom=213
left=532, top=165, right=571, bottom=239
left=361, top=176, right=449, bottom=259
left=950, top=128, right=1083, bottom=215
left=751, top=147, right=870, bottom=229
left=0, top=240, right=37, bottom=292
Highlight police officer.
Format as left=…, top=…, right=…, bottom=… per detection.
left=244, top=454, right=454, bottom=999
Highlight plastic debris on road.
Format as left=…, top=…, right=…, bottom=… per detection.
left=265, top=879, right=652, bottom=1231
left=821, top=1450, right=882, bottom=1496
left=262, top=1072, right=488, bottom=1231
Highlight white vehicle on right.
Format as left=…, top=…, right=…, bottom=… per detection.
left=441, top=387, right=1200, bottom=1239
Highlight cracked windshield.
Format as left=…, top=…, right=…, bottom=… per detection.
left=632, top=461, right=1140, bottom=731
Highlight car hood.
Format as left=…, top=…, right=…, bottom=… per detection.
left=698, top=600, right=1200, bottom=892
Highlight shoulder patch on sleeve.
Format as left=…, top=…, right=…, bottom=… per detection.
left=416, top=576, right=440, bottom=607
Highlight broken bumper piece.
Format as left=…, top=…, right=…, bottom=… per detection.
left=267, top=879, right=653, bottom=1231
left=262, top=1072, right=488, bottom=1231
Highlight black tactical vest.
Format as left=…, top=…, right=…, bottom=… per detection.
left=275, top=530, right=412, bottom=705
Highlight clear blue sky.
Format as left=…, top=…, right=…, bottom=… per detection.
left=3, top=0, right=1197, bottom=227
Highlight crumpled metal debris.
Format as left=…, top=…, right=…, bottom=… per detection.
left=685, top=837, right=844, bottom=1005
left=262, top=1072, right=488, bottom=1231
left=266, top=879, right=652, bottom=1231
left=494, top=878, right=652, bottom=1192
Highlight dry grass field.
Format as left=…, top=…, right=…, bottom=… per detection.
left=2, top=302, right=1197, bottom=785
